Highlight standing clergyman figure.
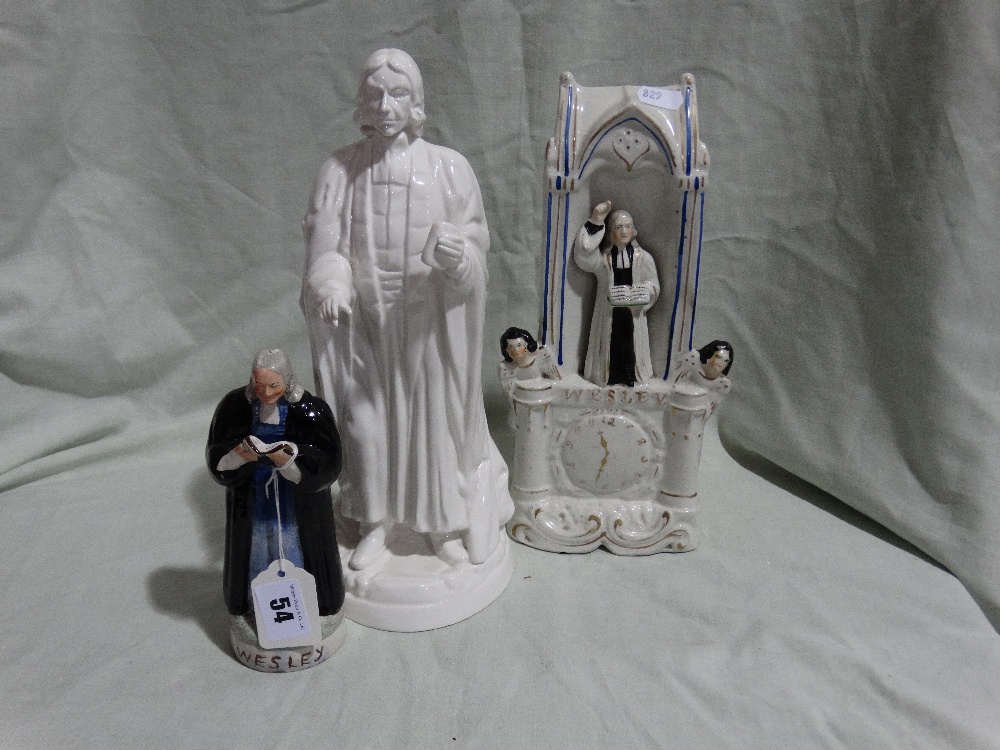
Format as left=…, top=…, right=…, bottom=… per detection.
left=575, top=200, right=660, bottom=387
left=301, top=48, right=513, bottom=572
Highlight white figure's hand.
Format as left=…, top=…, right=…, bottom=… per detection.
left=590, top=200, right=613, bottom=225
left=432, top=231, right=466, bottom=273
left=319, top=289, right=352, bottom=326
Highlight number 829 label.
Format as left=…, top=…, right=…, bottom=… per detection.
left=636, top=86, right=684, bottom=111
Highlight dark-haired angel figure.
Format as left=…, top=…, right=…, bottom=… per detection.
left=670, top=340, right=734, bottom=413
left=498, top=327, right=562, bottom=399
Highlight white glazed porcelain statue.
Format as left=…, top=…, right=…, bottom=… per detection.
left=503, top=72, right=733, bottom=555
left=301, top=49, right=513, bottom=631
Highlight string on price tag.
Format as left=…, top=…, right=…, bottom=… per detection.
left=636, top=86, right=684, bottom=111
left=248, top=462, right=322, bottom=650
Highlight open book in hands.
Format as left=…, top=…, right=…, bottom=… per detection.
left=243, top=435, right=294, bottom=460
left=608, top=284, right=652, bottom=307
left=216, top=435, right=294, bottom=472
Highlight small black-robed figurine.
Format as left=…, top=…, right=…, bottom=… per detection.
left=206, top=348, right=346, bottom=671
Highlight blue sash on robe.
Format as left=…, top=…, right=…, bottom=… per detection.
left=247, top=399, right=305, bottom=593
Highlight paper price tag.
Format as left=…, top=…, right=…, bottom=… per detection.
left=636, top=86, right=684, bottom=111
left=251, top=559, right=321, bottom=650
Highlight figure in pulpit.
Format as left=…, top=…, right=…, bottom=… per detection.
left=574, top=201, right=659, bottom=387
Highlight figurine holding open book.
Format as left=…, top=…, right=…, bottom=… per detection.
left=574, top=201, right=659, bottom=387
left=206, top=348, right=346, bottom=669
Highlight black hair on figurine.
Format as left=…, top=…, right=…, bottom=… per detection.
left=697, top=340, right=734, bottom=376
left=500, top=327, right=538, bottom=361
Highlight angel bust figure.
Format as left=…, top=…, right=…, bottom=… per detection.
left=498, top=326, right=561, bottom=399
left=300, top=48, right=513, bottom=631
left=670, top=340, right=734, bottom=413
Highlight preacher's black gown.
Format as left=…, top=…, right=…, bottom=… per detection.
left=206, top=388, right=345, bottom=618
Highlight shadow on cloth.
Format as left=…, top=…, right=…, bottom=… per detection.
left=720, top=430, right=945, bottom=572
left=146, top=566, right=231, bottom=655
left=145, top=467, right=230, bottom=655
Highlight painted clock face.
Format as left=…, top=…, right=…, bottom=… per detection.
left=560, top=412, right=655, bottom=494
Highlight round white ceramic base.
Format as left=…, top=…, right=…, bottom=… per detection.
left=229, top=611, right=346, bottom=672
left=338, top=527, right=513, bottom=632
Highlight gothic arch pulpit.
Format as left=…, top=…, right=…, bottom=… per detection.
left=504, top=72, right=732, bottom=555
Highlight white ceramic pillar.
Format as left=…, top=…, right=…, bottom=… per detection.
left=511, top=379, right=554, bottom=498
left=661, top=387, right=708, bottom=499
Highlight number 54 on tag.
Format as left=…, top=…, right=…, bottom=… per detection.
left=251, top=559, right=322, bottom=649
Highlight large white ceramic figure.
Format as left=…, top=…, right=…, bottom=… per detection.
left=504, top=72, right=734, bottom=555
left=301, top=48, right=513, bottom=631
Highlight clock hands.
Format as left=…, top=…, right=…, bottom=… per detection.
left=595, top=431, right=610, bottom=483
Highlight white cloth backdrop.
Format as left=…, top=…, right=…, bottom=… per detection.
left=2, top=1, right=998, bottom=747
